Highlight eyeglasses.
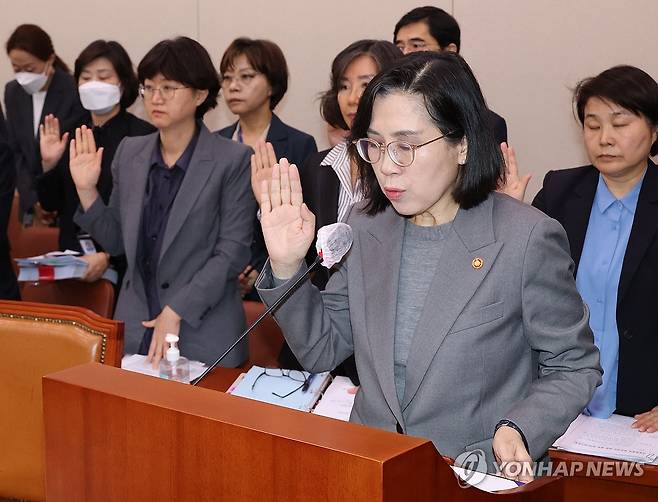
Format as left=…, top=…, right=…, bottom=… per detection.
left=220, top=72, right=261, bottom=87
left=395, top=41, right=440, bottom=53
left=251, top=368, right=309, bottom=399
left=139, top=84, right=188, bottom=100
left=352, top=132, right=453, bottom=168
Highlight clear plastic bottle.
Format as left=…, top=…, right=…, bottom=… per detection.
left=159, top=333, right=190, bottom=384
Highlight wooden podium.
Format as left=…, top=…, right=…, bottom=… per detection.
left=43, top=363, right=658, bottom=501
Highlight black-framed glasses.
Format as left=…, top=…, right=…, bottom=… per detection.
left=352, top=132, right=453, bottom=168
left=139, top=84, right=188, bottom=100
left=251, top=368, right=309, bottom=399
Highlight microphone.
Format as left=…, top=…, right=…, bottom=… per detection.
left=192, top=223, right=353, bottom=386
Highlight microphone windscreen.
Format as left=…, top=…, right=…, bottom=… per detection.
left=315, top=223, right=353, bottom=268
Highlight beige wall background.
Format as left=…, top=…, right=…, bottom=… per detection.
left=1, top=0, right=656, bottom=199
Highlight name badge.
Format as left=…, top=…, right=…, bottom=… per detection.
left=78, top=234, right=97, bottom=255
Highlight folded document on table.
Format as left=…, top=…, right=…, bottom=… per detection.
left=553, top=413, right=658, bottom=464
left=16, top=250, right=117, bottom=284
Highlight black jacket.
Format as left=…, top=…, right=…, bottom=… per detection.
left=532, top=160, right=658, bottom=416
left=4, top=67, right=86, bottom=213
left=0, top=103, right=19, bottom=299
left=36, top=110, right=155, bottom=252
left=217, top=113, right=317, bottom=272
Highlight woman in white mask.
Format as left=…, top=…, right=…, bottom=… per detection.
left=4, top=24, right=85, bottom=223
left=36, top=40, right=154, bottom=284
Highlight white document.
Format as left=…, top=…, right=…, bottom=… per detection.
left=450, top=466, right=520, bottom=492
left=312, top=376, right=357, bottom=421
left=121, top=354, right=208, bottom=381
left=553, top=413, right=658, bottom=464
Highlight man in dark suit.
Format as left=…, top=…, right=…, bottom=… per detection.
left=393, top=6, right=508, bottom=145
left=0, top=104, right=20, bottom=299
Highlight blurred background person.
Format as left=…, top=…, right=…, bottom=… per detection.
left=0, top=102, right=19, bottom=299
left=218, top=37, right=317, bottom=300
left=36, top=40, right=155, bottom=285
left=393, top=6, right=508, bottom=145
left=4, top=24, right=85, bottom=225
left=531, top=65, right=658, bottom=432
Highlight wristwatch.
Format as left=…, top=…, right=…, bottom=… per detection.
left=495, top=419, right=530, bottom=453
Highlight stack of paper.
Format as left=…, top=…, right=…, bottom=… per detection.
left=312, top=376, right=357, bottom=421
left=553, top=414, right=658, bottom=464
left=16, top=250, right=117, bottom=284
left=121, top=354, right=208, bottom=381
left=229, top=366, right=331, bottom=412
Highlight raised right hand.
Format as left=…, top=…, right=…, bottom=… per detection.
left=70, top=126, right=104, bottom=211
left=260, top=158, right=315, bottom=279
left=39, top=114, right=69, bottom=172
left=250, top=140, right=277, bottom=203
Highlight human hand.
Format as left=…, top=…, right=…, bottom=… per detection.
left=250, top=141, right=278, bottom=203
left=79, top=252, right=110, bottom=282
left=39, top=114, right=69, bottom=172
left=33, top=202, right=57, bottom=226
left=260, top=159, right=315, bottom=279
left=142, top=305, right=182, bottom=369
left=498, top=142, right=531, bottom=202
left=238, top=265, right=259, bottom=298
left=632, top=406, right=658, bottom=433
left=492, top=425, right=534, bottom=483
left=70, top=126, right=103, bottom=209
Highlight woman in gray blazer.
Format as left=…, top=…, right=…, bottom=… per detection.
left=71, top=37, right=256, bottom=368
left=256, top=52, right=601, bottom=482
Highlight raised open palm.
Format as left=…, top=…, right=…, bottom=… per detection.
left=39, top=114, right=69, bottom=171
left=260, top=158, right=315, bottom=279
left=69, top=125, right=104, bottom=192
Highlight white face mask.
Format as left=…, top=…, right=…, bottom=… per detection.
left=78, top=81, right=121, bottom=115
left=15, top=71, right=48, bottom=95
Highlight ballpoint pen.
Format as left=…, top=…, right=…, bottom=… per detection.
left=302, top=373, right=316, bottom=392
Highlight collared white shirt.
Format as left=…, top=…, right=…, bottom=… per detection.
left=231, top=122, right=271, bottom=144
left=32, top=91, right=46, bottom=136
left=321, top=141, right=364, bottom=222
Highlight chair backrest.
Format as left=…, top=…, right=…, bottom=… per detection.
left=0, top=300, right=123, bottom=501
left=242, top=300, right=284, bottom=369
left=8, top=194, right=60, bottom=275
left=20, top=278, right=116, bottom=318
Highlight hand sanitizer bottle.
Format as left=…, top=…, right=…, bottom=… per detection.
left=159, top=333, right=190, bottom=384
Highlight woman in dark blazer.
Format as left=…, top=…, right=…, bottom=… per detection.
left=4, top=24, right=85, bottom=220
left=532, top=65, right=658, bottom=431
left=36, top=40, right=155, bottom=284
left=72, top=37, right=255, bottom=368
left=217, top=37, right=317, bottom=299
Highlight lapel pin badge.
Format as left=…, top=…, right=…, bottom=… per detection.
left=472, top=257, right=484, bottom=270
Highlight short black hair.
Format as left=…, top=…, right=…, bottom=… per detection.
left=219, top=37, right=288, bottom=110
left=138, top=36, right=220, bottom=118
left=320, top=40, right=402, bottom=131
left=74, top=40, right=139, bottom=109
left=394, top=6, right=461, bottom=52
left=349, top=51, right=502, bottom=215
left=574, top=65, right=658, bottom=156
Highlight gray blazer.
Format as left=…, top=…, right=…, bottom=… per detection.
left=257, top=193, right=602, bottom=464
left=75, top=125, right=256, bottom=365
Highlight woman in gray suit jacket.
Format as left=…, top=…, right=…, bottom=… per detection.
left=256, top=52, right=601, bottom=482
left=71, top=37, right=256, bottom=368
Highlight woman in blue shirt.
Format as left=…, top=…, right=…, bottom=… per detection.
left=532, top=65, right=658, bottom=431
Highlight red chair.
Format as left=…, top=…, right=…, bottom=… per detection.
left=242, top=300, right=285, bottom=369
left=20, top=278, right=116, bottom=318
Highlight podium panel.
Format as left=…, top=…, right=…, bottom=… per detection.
left=43, top=363, right=441, bottom=501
